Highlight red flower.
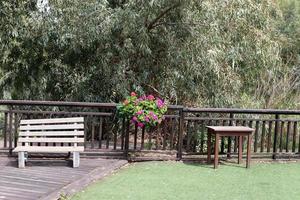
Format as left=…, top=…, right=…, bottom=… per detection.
left=131, top=92, right=137, bottom=97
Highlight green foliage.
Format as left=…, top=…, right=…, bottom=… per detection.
left=0, top=0, right=299, bottom=108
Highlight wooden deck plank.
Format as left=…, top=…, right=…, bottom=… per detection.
left=0, top=167, right=76, bottom=178
left=0, top=179, right=54, bottom=191
left=0, top=166, right=88, bottom=178
left=0, top=185, right=46, bottom=194
left=0, top=174, right=64, bottom=185
left=0, top=188, right=43, bottom=198
left=0, top=176, right=60, bottom=188
left=0, top=156, right=127, bottom=200
left=0, top=173, right=73, bottom=185
left=0, top=191, right=38, bottom=200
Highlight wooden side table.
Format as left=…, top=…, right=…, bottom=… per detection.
left=207, top=126, right=254, bottom=169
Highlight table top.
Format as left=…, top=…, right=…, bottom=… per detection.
left=206, top=126, right=254, bottom=132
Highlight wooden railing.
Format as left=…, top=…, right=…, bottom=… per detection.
left=182, top=108, right=300, bottom=159
left=0, top=100, right=299, bottom=160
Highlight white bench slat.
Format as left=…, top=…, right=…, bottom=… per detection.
left=20, top=117, right=84, bottom=125
left=19, top=124, right=84, bottom=131
left=19, top=131, right=84, bottom=136
left=18, top=138, right=84, bottom=143
left=13, top=146, right=84, bottom=153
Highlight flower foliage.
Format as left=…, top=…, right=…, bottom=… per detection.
left=117, top=92, right=167, bottom=128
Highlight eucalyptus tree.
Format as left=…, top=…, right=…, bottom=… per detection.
left=0, top=1, right=31, bottom=98
left=0, top=0, right=299, bottom=109
left=275, top=0, right=300, bottom=108
left=1, top=0, right=190, bottom=102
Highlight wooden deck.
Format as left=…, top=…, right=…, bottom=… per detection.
left=0, top=156, right=127, bottom=200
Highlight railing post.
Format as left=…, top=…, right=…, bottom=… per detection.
left=14, top=113, right=18, bottom=148
left=121, top=118, right=125, bottom=150
left=8, top=106, right=13, bottom=155
left=227, top=113, right=234, bottom=158
left=84, top=118, right=87, bottom=149
left=124, top=119, right=130, bottom=158
left=3, top=112, right=8, bottom=148
left=177, top=107, right=184, bottom=160
left=273, top=114, right=280, bottom=159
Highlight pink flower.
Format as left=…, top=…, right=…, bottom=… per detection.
left=137, top=122, right=144, bottom=128
left=131, top=92, right=137, bottom=96
left=138, top=95, right=147, bottom=101
left=136, top=110, right=144, bottom=115
left=145, top=116, right=150, bottom=122
left=152, top=114, right=158, bottom=120
left=132, top=116, right=138, bottom=122
left=156, top=99, right=165, bottom=108
left=147, top=95, right=155, bottom=100
left=149, top=112, right=158, bottom=120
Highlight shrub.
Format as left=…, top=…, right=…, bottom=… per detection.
left=117, top=92, right=167, bottom=128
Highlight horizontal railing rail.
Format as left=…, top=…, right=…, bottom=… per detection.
left=0, top=100, right=117, bottom=108
left=0, top=100, right=183, bottom=110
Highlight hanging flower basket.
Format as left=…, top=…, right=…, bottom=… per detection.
left=117, top=92, right=167, bottom=128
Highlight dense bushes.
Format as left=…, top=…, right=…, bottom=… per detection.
left=0, top=0, right=299, bottom=108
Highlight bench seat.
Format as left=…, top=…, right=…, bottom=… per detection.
left=13, top=146, right=84, bottom=153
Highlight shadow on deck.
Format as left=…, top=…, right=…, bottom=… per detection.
left=0, top=156, right=127, bottom=200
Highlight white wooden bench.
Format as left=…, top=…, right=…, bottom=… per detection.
left=13, top=117, right=85, bottom=168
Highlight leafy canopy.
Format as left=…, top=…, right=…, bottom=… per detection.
left=0, top=0, right=299, bottom=108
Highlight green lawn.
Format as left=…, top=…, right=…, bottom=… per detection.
left=71, top=161, right=300, bottom=200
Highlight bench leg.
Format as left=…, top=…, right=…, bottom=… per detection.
left=73, top=152, right=80, bottom=168
left=18, top=152, right=25, bottom=168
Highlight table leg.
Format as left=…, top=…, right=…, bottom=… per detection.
left=207, top=131, right=211, bottom=164
left=246, top=134, right=252, bottom=168
left=214, top=134, right=219, bottom=169
left=238, top=136, right=243, bottom=164
left=227, top=137, right=232, bottom=158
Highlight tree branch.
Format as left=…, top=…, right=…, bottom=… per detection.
left=147, top=3, right=181, bottom=31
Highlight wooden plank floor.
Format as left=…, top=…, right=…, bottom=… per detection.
left=0, top=156, right=127, bottom=200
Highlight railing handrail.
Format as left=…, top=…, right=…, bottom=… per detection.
left=0, top=100, right=299, bottom=115
left=0, top=100, right=184, bottom=110
left=184, top=107, right=300, bottom=115
left=0, top=109, right=113, bottom=116
left=0, top=100, right=117, bottom=108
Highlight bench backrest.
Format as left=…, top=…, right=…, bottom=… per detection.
left=18, top=117, right=84, bottom=148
